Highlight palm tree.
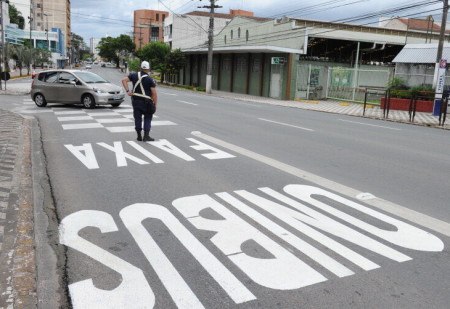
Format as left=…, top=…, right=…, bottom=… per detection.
left=11, top=45, right=27, bottom=76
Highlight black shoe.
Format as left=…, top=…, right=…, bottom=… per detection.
left=143, top=131, right=154, bottom=142
left=136, top=130, right=142, bottom=141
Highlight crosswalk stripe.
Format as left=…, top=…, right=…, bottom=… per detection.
left=58, top=116, right=94, bottom=122
left=96, top=118, right=133, bottom=124
left=54, top=111, right=86, bottom=115
left=62, top=123, right=103, bottom=130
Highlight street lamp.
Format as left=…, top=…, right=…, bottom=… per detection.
left=43, top=13, right=51, bottom=51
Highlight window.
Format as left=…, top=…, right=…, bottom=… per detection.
left=42, top=71, right=58, bottom=83
left=58, top=72, right=76, bottom=84
left=246, top=30, right=249, bottom=42
left=162, top=15, right=165, bottom=22
left=238, top=28, right=241, bottom=38
left=156, top=14, right=159, bottom=21
left=231, top=30, right=233, bottom=39
left=37, top=4, right=41, bottom=8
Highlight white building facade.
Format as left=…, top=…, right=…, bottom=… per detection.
left=90, top=38, right=100, bottom=60
left=164, top=11, right=255, bottom=50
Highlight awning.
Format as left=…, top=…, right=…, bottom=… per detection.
left=182, top=45, right=304, bottom=54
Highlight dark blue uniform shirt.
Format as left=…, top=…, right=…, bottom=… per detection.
left=128, top=71, right=156, bottom=100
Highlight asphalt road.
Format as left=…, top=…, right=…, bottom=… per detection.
left=1, top=66, right=449, bottom=308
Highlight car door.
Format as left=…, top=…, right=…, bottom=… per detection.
left=41, top=71, right=59, bottom=102
left=55, top=72, right=82, bottom=104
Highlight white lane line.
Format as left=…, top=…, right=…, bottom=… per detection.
left=259, top=118, right=314, bottom=132
left=62, top=123, right=103, bottom=130
left=161, top=92, right=178, bottom=96
left=191, top=131, right=450, bottom=237
left=58, top=116, right=94, bottom=122
left=176, top=100, right=198, bottom=106
left=338, top=119, right=402, bottom=131
left=115, top=108, right=134, bottom=113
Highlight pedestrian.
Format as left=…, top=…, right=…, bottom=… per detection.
left=121, top=61, right=158, bottom=142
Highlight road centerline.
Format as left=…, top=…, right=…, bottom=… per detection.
left=258, top=118, right=314, bottom=132
left=338, top=119, right=402, bottom=130
left=176, top=100, right=198, bottom=106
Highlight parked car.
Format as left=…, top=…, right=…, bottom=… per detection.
left=85, top=64, right=92, bottom=69
left=31, top=69, right=125, bottom=108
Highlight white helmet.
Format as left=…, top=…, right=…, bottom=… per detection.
left=141, top=61, right=150, bottom=69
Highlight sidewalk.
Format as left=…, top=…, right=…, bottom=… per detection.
left=210, top=90, right=450, bottom=130
left=0, top=110, right=37, bottom=308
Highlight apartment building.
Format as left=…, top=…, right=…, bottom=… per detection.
left=133, top=9, right=169, bottom=49
left=33, top=0, right=71, bottom=50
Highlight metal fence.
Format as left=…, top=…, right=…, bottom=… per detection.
left=295, top=64, right=394, bottom=102
left=326, top=67, right=393, bottom=102
left=363, top=88, right=448, bottom=126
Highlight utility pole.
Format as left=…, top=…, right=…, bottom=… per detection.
left=1, top=0, right=7, bottom=90
left=28, top=0, right=33, bottom=74
left=199, top=0, right=222, bottom=94
left=433, top=0, right=448, bottom=88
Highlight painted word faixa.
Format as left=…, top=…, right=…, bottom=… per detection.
left=65, top=138, right=236, bottom=169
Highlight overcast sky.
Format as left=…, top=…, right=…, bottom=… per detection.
left=71, top=0, right=443, bottom=44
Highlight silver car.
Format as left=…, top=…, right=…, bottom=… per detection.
left=31, top=69, right=125, bottom=108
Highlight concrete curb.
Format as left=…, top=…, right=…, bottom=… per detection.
left=29, top=117, right=68, bottom=308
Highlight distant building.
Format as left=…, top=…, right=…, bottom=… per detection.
left=133, top=9, right=169, bottom=49
left=90, top=38, right=101, bottom=60
left=33, top=0, right=71, bottom=63
left=379, top=16, right=448, bottom=34
left=164, top=9, right=259, bottom=50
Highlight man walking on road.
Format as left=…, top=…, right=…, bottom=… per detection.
left=121, top=61, right=158, bottom=141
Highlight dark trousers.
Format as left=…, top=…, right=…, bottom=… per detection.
left=132, top=99, right=153, bottom=131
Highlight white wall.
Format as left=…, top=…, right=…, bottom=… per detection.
left=13, top=0, right=30, bottom=30
left=165, top=14, right=231, bottom=50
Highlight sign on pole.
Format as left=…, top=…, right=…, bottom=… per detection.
left=433, top=58, right=447, bottom=116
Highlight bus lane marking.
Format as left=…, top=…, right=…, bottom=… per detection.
left=60, top=184, right=445, bottom=308
left=191, top=131, right=450, bottom=237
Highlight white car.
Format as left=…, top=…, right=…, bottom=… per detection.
left=86, top=64, right=92, bottom=69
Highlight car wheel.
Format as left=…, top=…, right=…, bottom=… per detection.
left=82, top=94, right=96, bottom=109
left=34, top=93, right=47, bottom=107
left=110, top=103, right=121, bottom=107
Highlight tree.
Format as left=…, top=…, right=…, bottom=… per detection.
left=98, top=35, right=135, bottom=67
left=34, top=49, right=52, bottom=68
left=136, top=42, right=170, bottom=81
left=165, top=49, right=187, bottom=82
left=8, top=3, right=25, bottom=29
left=11, top=45, right=28, bottom=76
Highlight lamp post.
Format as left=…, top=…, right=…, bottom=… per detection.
left=43, top=13, right=51, bottom=51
